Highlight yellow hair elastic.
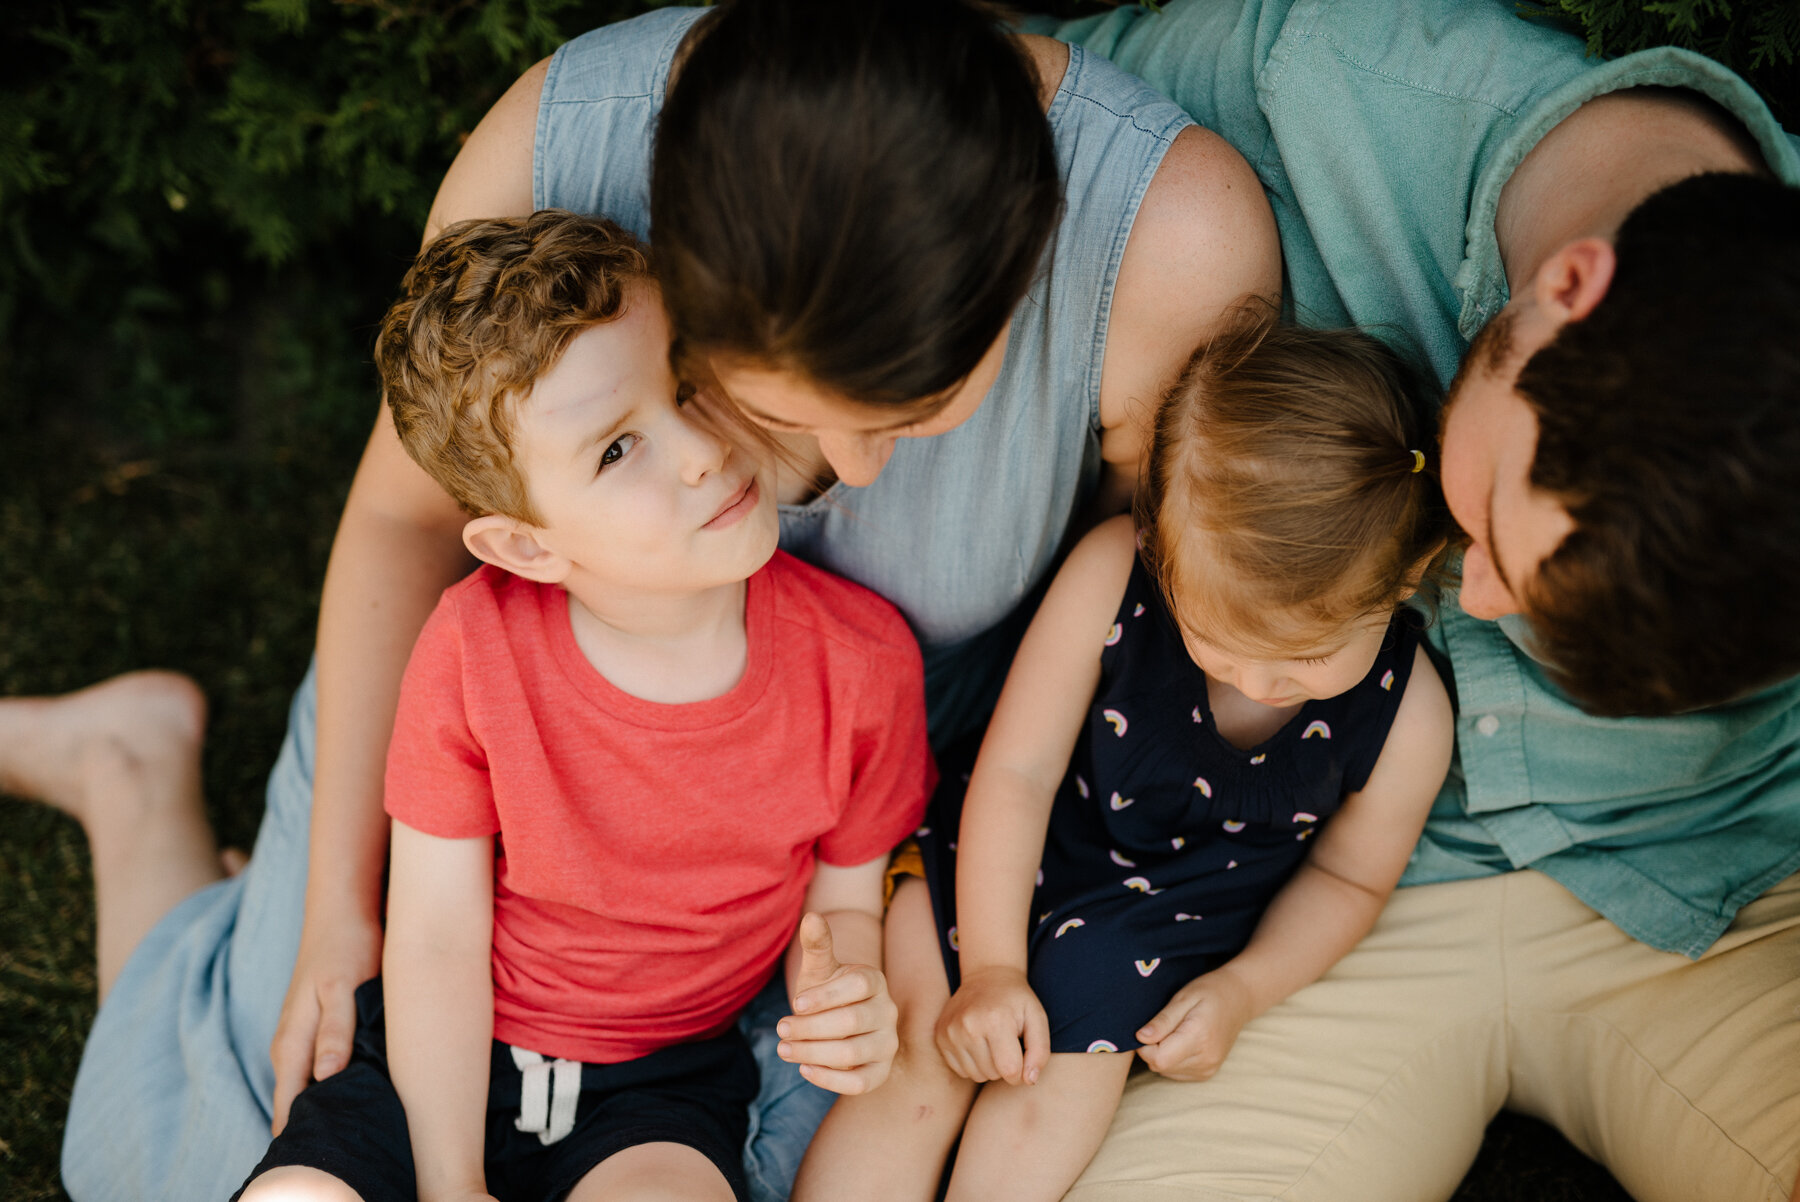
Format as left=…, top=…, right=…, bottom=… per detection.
left=1409, top=449, right=1426, bottom=474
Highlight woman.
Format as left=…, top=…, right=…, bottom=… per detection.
left=42, top=2, right=1278, bottom=1199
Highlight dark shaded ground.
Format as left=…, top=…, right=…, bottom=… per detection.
left=0, top=432, right=1638, bottom=1201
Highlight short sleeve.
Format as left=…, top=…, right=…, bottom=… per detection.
left=384, top=592, right=501, bottom=839
left=816, top=633, right=936, bottom=867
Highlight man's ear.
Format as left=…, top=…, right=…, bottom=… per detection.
left=463, top=515, right=571, bottom=584
left=1533, top=237, right=1617, bottom=324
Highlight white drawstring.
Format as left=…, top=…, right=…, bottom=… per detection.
left=510, top=1045, right=582, bottom=1145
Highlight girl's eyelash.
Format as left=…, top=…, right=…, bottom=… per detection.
left=1298, top=655, right=1334, bottom=666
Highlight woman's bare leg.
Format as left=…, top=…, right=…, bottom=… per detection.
left=0, top=670, right=221, bottom=998
left=944, top=1050, right=1133, bottom=1202
left=790, top=876, right=977, bottom=1202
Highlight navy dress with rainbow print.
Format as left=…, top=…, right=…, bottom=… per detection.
left=918, top=557, right=1423, bottom=1054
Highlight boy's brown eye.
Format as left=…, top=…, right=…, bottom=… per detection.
left=598, top=433, right=639, bottom=472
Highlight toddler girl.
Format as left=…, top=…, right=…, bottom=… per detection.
left=788, top=305, right=1456, bottom=1202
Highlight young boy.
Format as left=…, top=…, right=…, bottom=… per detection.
left=234, top=210, right=933, bottom=1202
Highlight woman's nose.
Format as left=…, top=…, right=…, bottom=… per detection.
left=815, top=429, right=897, bottom=488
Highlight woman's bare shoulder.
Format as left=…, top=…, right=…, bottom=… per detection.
left=421, top=57, right=550, bottom=246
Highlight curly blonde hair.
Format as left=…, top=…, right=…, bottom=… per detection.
left=374, top=210, right=651, bottom=523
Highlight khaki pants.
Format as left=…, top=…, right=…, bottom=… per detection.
left=1069, top=870, right=1800, bottom=1202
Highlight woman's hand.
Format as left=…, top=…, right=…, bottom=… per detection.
left=776, top=913, right=899, bottom=1096
left=1133, top=965, right=1255, bottom=1082
left=268, top=908, right=383, bottom=1135
left=934, top=964, right=1051, bottom=1085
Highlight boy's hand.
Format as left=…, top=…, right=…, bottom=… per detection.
left=1134, top=965, right=1254, bottom=1081
left=270, top=910, right=383, bottom=1135
left=934, top=965, right=1050, bottom=1085
left=777, top=913, right=899, bottom=1095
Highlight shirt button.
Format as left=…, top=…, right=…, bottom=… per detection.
left=1476, top=714, right=1501, bottom=737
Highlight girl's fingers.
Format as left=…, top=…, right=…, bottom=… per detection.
left=992, top=1030, right=1025, bottom=1084
left=1020, top=1002, right=1052, bottom=1085
left=1136, top=989, right=1197, bottom=1046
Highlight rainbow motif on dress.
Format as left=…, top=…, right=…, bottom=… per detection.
left=1302, top=720, right=1332, bottom=739
left=1105, top=622, right=1123, bottom=646
left=1103, top=709, right=1129, bottom=736
left=1381, top=669, right=1395, bottom=691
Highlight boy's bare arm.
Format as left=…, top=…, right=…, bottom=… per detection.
left=270, top=57, right=542, bottom=1130
left=776, top=857, right=895, bottom=1095
left=384, top=819, right=498, bottom=1202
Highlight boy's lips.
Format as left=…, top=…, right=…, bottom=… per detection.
left=703, top=476, right=760, bottom=529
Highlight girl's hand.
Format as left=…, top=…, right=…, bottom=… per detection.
left=269, top=908, right=384, bottom=1134
left=934, top=965, right=1051, bottom=1085
left=1134, top=965, right=1255, bottom=1081
left=776, top=913, right=899, bottom=1095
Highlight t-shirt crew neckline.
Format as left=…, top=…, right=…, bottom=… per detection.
left=539, top=564, right=777, bottom=731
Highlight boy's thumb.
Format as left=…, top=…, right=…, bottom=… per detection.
left=794, top=912, right=841, bottom=993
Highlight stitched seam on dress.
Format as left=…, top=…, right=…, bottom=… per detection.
left=1505, top=1006, right=1789, bottom=1194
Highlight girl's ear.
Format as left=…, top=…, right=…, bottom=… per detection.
left=463, top=515, right=571, bottom=584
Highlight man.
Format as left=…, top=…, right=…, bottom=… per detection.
left=1048, top=2, right=1800, bottom=1199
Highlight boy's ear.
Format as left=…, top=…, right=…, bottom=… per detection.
left=463, top=515, right=571, bottom=584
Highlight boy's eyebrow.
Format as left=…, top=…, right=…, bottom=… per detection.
left=573, top=406, right=630, bottom=462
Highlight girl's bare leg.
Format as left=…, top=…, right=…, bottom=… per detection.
left=0, top=670, right=221, bottom=998
left=790, top=876, right=977, bottom=1202
left=568, top=1142, right=736, bottom=1202
left=944, top=1050, right=1133, bottom=1202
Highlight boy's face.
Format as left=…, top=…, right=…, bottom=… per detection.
left=511, top=283, right=779, bottom=597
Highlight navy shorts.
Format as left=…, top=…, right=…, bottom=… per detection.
left=235, top=979, right=757, bottom=1202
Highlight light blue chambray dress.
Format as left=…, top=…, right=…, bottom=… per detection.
left=60, top=10, right=1193, bottom=1201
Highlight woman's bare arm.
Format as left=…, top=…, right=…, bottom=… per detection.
left=1096, top=124, right=1282, bottom=515
left=268, top=57, right=547, bottom=1133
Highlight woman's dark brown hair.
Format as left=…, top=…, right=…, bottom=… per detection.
left=651, top=0, right=1062, bottom=414
left=1137, top=303, right=1450, bottom=656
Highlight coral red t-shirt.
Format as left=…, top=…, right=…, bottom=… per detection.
left=384, top=552, right=933, bottom=1063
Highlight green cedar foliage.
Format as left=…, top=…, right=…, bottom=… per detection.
left=1521, top=0, right=1798, bottom=127
left=0, top=0, right=666, bottom=450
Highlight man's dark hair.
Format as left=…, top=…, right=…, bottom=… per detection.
left=650, top=0, right=1063, bottom=415
left=1517, top=171, right=1800, bottom=716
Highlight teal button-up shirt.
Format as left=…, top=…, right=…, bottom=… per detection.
left=1052, top=0, right=1800, bottom=956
